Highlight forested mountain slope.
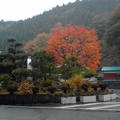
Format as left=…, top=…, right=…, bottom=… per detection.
left=101, top=4, right=120, bottom=66
left=0, top=0, right=119, bottom=50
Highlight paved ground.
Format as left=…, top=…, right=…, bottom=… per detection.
left=60, top=101, right=120, bottom=111
left=1, top=102, right=120, bottom=120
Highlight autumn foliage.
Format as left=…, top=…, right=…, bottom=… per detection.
left=24, top=33, right=48, bottom=51
left=46, top=24, right=101, bottom=71
left=18, top=80, right=34, bottom=95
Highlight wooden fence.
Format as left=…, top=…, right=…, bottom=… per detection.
left=0, top=94, right=61, bottom=105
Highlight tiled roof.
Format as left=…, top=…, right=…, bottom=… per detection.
left=102, top=66, right=120, bottom=72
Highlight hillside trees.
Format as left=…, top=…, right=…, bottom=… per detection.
left=101, top=4, right=120, bottom=66
left=46, top=24, right=101, bottom=71
left=104, top=4, right=120, bottom=47
left=24, top=33, right=48, bottom=51
left=0, top=0, right=119, bottom=50
left=90, top=12, right=111, bottom=39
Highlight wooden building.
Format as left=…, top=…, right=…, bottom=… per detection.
left=101, top=66, right=120, bottom=88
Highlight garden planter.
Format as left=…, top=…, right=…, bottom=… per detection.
left=110, top=94, right=117, bottom=100
left=61, top=96, right=76, bottom=104
left=98, top=94, right=111, bottom=102
left=80, top=96, right=96, bottom=103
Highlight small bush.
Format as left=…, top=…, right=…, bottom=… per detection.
left=82, top=70, right=98, bottom=78
left=7, top=81, right=18, bottom=94
left=62, top=80, right=72, bottom=94
left=92, top=84, right=98, bottom=91
left=0, top=89, right=9, bottom=95
left=42, top=80, right=52, bottom=87
left=0, top=74, right=12, bottom=89
left=32, top=87, right=39, bottom=95
left=99, top=83, right=107, bottom=91
left=81, top=84, right=89, bottom=92
left=18, top=80, right=34, bottom=95
left=12, top=68, right=32, bottom=82
left=62, top=86, right=67, bottom=94
left=47, top=86, right=56, bottom=94
left=70, top=74, right=84, bottom=91
left=62, top=74, right=84, bottom=95
left=80, top=91, right=95, bottom=96
left=81, top=80, right=93, bottom=93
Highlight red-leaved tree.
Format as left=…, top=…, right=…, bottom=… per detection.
left=46, top=24, right=101, bottom=71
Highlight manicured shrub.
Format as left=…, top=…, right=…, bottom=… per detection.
left=42, top=79, right=62, bottom=94
left=42, top=80, right=52, bottom=87
left=69, top=74, right=84, bottom=91
left=7, top=81, right=18, bottom=94
left=32, top=87, right=39, bottom=95
left=62, top=86, right=67, bottom=94
left=18, top=80, right=34, bottom=95
left=92, top=84, right=98, bottom=91
left=62, top=75, right=84, bottom=95
left=0, top=74, right=12, bottom=89
left=82, top=70, right=98, bottom=78
left=47, top=86, right=56, bottom=94
left=62, top=80, right=72, bottom=94
left=60, top=56, right=83, bottom=80
left=99, top=83, right=107, bottom=91
left=81, top=80, right=93, bottom=94
left=12, top=68, right=32, bottom=82
left=81, top=84, right=89, bottom=92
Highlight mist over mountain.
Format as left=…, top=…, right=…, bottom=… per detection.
left=0, top=0, right=119, bottom=50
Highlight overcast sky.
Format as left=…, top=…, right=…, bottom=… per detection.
left=0, top=0, right=76, bottom=21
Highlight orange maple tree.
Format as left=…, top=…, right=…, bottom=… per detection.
left=46, top=24, right=101, bottom=71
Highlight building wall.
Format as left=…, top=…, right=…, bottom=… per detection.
left=27, top=56, right=32, bottom=70
left=104, top=73, right=117, bottom=80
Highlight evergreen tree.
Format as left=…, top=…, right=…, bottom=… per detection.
left=60, top=56, right=83, bottom=80
left=0, top=38, right=27, bottom=82
left=31, top=50, right=56, bottom=80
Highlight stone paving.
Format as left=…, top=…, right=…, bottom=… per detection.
left=2, top=101, right=120, bottom=112
left=0, top=89, right=120, bottom=120
left=60, top=102, right=120, bottom=111
left=0, top=103, right=120, bottom=120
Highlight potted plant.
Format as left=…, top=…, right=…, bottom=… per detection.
left=61, top=79, right=76, bottom=104
left=98, top=91, right=111, bottom=102
left=98, top=83, right=112, bottom=101
left=110, top=93, right=117, bottom=100
left=61, top=93, right=76, bottom=104
left=80, top=93, right=96, bottom=103
left=80, top=83, right=96, bottom=103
